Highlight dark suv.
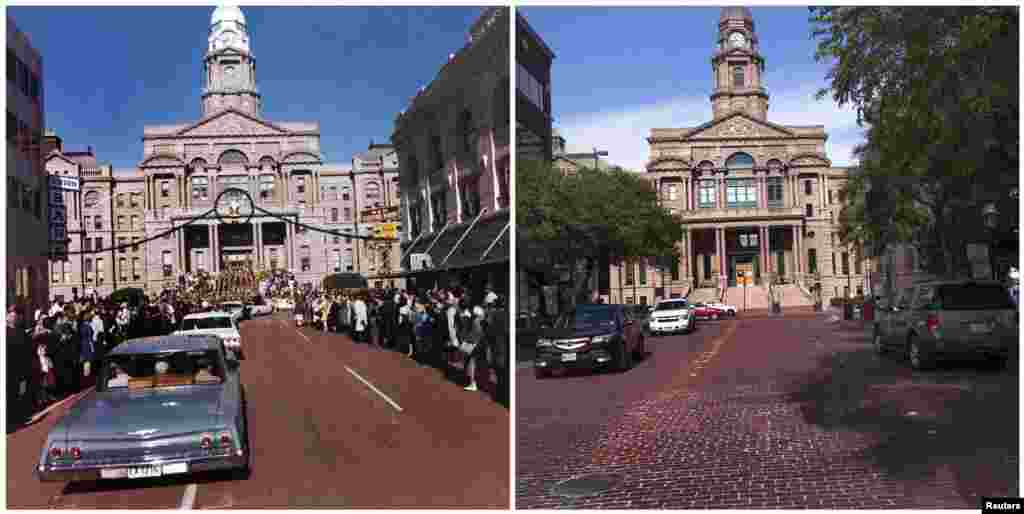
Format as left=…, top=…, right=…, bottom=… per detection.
left=533, top=304, right=646, bottom=378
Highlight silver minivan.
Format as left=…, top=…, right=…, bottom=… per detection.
left=872, top=280, right=1018, bottom=369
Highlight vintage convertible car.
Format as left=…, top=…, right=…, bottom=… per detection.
left=37, top=335, right=249, bottom=483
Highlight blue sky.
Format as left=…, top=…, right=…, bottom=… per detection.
left=7, top=6, right=483, bottom=169
left=518, top=6, right=864, bottom=171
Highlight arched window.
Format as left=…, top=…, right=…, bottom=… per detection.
left=190, top=158, right=207, bottom=171
left=698, top=160, right=715, bottom=172
left=218, top=150, right=248, bottom=165
left=733, top=65, right=744, bottom=88
left=766, top=158, right=783, bottom=171
left=365, top=181, right=381, bottom=202
left=725, top=152, right=755, bottom=169
left=259, top=156, right=275, bottom=168
left=84, top=190, right=99, bottom=207
left=116, top=194, right=125, bottom=208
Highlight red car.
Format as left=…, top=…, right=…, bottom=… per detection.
left=690, top=303, right=726, bottom=321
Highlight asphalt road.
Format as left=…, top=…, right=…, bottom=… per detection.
left=7, top=313, right=510, bottom=509
left=516, top=313, right=1018, bottom=509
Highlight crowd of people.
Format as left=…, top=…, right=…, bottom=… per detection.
left=7, top=272, right=509, bottom=430
left=291, top=284, right=509, bottom=401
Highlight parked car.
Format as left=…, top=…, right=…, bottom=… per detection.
left=648, top=299, right=695, bottom=335
left=534, top=304, right=646, bottom=378
left=219, top=302, right=245, bottom=317
left=872, top=280, right=1018, bottom=370
left=691, top=302, right=726, bottom=321
left=175, top=311, right=244, bottom=360
left=37, top=335, right=249, bottom=483
left=706, top=302, right=738, bottom=316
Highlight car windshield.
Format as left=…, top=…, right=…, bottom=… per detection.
left=100, top=350, right=224, bottom=391
left=180, top=317, right=233, bottom=331
left=656, top=301, right=688, bottom=311
left=557, top=306, right=616, bottom=329
left=938, top=284, right=1015, bottom=311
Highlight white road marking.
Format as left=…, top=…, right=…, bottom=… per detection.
left=344, top=366, right=403, bottom=413
left=179, top=483, right=197, bottom=509
left=29, top=387, right=93, bottom=424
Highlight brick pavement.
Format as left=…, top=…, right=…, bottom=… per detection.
left=517, top=314, right=1017, bottom=509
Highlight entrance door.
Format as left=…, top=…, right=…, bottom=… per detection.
left=730, top=254, right=760, bottom=287
left=776, top=251, right=785, bottom=282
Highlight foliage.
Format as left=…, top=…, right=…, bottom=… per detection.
left=812, top=7, right=1019, bottom=277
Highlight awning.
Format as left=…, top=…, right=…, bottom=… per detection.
left=394, top=211, right=509, bottom=277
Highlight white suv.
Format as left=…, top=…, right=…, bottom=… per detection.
left=175, top=311, right=245, bottom=359
left=648, top=299, right=695, bottom=335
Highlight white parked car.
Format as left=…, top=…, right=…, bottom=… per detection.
left=648, top=299, right=695, bottom=335
left=707, top=302, right=737, bottom=316
left=175, top=311, right=245, bottom=359
left=219, top=301, right=245, bottom=317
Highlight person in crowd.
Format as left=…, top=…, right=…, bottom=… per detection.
left=49, top=298, right=63, bottom=318
left=116, top=304, right=131, bottom=344
left=90, top=307, right=105, bottom=358
left=352, top=293, right=368, bottom=343
left=459, top=298, right=488, bottom=392
left=379, top=291, right=396, bottom=350
left=31, top=316, right=56, bottom=408
left=52, top=311, right=78, bottom=397
left=486, top=293, right=510, bottom=405
left=412, top=297, right=434, bottom=363
left=77, top=311, right=96, bottom=390
left=396, top=296, right=413, bottom=357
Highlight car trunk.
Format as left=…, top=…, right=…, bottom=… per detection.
left=936, top=284, right=1017, bottom=343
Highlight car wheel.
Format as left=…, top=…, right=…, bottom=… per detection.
left=872, top=327, right=886, bottom=355
left=907, top=335, right=932, bottom=370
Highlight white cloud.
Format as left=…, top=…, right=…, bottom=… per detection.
left=556, top=83, right=863, bottom=172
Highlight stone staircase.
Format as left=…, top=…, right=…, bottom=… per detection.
left=772, top=284, right=814, bottom=307
left=724, top=285, right=772, bottom=312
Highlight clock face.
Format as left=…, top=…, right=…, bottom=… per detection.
left=729, top=32, right=747, bottom=48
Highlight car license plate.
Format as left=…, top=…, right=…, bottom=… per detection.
left=127, top=465, right=163, bottom=479
left=561, top=352, right=577, bottom=362
left=970, top=323, right=991, bottom=334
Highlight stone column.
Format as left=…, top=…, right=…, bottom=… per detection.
left=792, top=224, right=802, bottom=275
left=687, top=228, right=694, bottom=285
left=763, top=225, right=771, bottom=275
left=760, top=175, right=767, bottom=208
left=717, top=173, right=725, bottom=208
left=688, top=176, right=695, bottom=210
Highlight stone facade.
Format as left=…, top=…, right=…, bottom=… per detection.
left=393, top=7, right=510, bottom=296
left=610, top=7, right=869, bottom=306
left=46, top=6, right=401, bottom=300
left=7, top=17, right=49, bottom=311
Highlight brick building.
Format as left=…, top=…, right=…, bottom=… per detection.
left=7, top=17, right=48, bottom=311
left=394, top=7, right=510, bottom=299
left=45, top=6, right=400, bottom=300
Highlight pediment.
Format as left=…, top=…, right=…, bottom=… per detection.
left=178, top=109, right=286, bottom=137
left=686, top=113, right=795, bottom=140
left=140, top=153, right=185, bottom=168
left=45, top=151, right=79, bottom=168
left=789, top=153, right=831, bottom=167
left=646, top=157, right=691, bottom=171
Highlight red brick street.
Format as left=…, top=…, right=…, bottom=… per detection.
left=516, top=312, right=1017, bottom=509
left=8, top=314, right=510, bottom=509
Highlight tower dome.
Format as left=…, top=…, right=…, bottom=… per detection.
left=719, top=6, right=753, bottom=23
left=211, top=5, right=246, bottom=27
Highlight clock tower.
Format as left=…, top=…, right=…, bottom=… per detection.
left=202, top=5, right=261, bottom=117
left=710, top=6, right=769, bottom=120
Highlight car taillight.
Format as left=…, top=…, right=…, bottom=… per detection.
left=49, top=447, right=64, bottom=459
left=70, top=447, right=82, bottom=460
left=219, top=432, right=233, bottom=447
left=926, top=314, right=940, bottom=334
left=200, top=434, right=213, bottom=449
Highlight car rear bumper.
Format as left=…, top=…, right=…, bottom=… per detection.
left=37, top=453, right=247, bottom=482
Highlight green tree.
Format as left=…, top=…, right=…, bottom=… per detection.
left=812, top=6, right=1018, bottom=278
left=517, top=159, right=683, bottom=312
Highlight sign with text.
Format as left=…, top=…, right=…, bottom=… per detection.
left=48, top=175, right=80, bottom=192
left=360, top=205, right=400, bottom=224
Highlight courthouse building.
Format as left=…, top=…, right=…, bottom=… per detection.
left=7, top=17, right=48, bottom=311
left=612, top=7, right=869, bottom=308
left=394, top=7, right=510, bottom=298
left=46, top=6, right=400, bottom=300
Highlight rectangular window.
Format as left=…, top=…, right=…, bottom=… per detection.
left=301, top=257, right=311, bottom=272
left=331, top=208, right=339, bottom=222
left=84, top=258, right=93, bottom=276
left=332, top=249, right=341, bottom=272
left=96, top=258, right=104, bottom=283
left=96, top=237, right=103, bottom=251
left=624, top=260, right=635, bottom=285
left=133, top=257, right=141, bottom=280
left=638, top=258, right=647, bottom=285
left=733, top=65, right=744, bottom=88
left=804, top=180, right=813, bottom=196
left=832, top=252, right=837, bottom=275
left=95, top=216, right=102, bottom=229
left=808, top=249, right=818, bottom=274
left=118, top=237, right=127, bottom=254
left=296, top=176, right=306, bottom=194
left=766, top=177, right=784, bottom=207
left=117, top=195, right=125, bottom=208
left=805, top=204, right=813, bottom=217
left=131, top=215, right=139, bottom=231
left=726, top=179, right=757, bottom=208
left=118, top=216, right=126, bottom=229
left=162, top=251, right=173, bottom=277
left=132, top=236, right=140, bottom=252
left=84, top=238, right=93, bottom=252
left=259, top=175, right=275, bottom=200
left=192, top=176, right=209, bottom=201
left=516, top=63, right=546, bottom=112
left=828, top=190, right=833, bottom=204
left=52, top=262, right=61, bottom=283
left=161, top=181, right=170, bottom=197
left=854, top=248, right=862, bottom=275
left=698, top=180, right=717, bottom=208
left=842, top=252, right=849, bottom=275
left=130, top=193, right=140, bottom=208
left=119, top=258, right=128, bottom=281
